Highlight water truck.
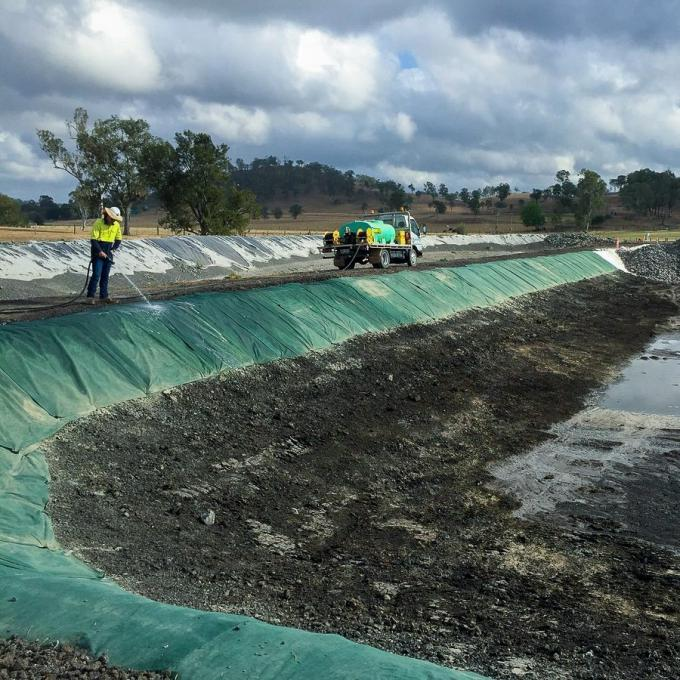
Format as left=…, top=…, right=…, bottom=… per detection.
left=321, top=211, right=426, bottom=269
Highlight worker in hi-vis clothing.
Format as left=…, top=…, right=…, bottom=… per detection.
left=87, top=206, right=123, bottom=304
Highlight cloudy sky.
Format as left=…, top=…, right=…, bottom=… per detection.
left=1, top=0, right=680, bottom=200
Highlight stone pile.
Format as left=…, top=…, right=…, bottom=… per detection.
left=619, top=243, right=680, bottom=283
left=544, top=232, right=614, bottom=248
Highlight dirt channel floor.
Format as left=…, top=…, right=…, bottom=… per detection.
left=45, top=273, right=680, bottom=680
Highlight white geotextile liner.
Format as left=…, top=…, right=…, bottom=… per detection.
left=0, top=233, right=547, bottom=282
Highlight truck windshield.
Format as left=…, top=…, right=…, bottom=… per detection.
left=376, top=213, right=409, bottom=230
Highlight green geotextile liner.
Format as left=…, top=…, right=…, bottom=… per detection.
left=0, top=448, right=486, bottom=680
left=0, top=252, right=617, bottom=679
left=0, top=252, right=616, bottom=453
left=1, top=560, right=484, bottom=679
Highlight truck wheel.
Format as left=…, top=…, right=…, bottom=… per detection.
left=377, top=249, right=390, bottom=269
left=406, top=248, right=417, bottom=267
left=344, top=259, right=356, bottom=269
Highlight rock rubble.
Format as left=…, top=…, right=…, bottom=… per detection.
left=544, top=232, right=614, bottom=248
left=0, top=636, right=173, bottom=679
left=620, top=242, right=680, bottom=283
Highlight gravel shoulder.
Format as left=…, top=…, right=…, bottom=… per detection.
left=45, top=274, right=679, bottom=680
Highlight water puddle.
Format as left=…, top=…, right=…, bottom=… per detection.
left=492, top=331, right=680, bottom=552
left=601, top=334, right=680, bottom=416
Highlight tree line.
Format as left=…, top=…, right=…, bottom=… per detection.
left=0, top=194, right=79, bottom=227
left=611, top=169, right=680, bottom=224
left=350, top=178, right=514, bottom=216
left=36, top=108, right=260, bottom=236
left=523, top=167, right=680, bottom=230
left=231, top=156, right=355, bottom=201
left=2, top=107, right=678, bottom=234
left=521, top=169, right=608, bottom=230
left=33, top=108, right=485, bottom=233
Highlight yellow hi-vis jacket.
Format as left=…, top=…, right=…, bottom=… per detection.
left=91, top=218, right=122, bottom=243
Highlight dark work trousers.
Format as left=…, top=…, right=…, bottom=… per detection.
left=87, top=255, right=113, bottom=299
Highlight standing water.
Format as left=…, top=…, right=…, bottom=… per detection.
left=492, top=330, right=680, bottom=551
left=600, top=333, right=680, bottom=416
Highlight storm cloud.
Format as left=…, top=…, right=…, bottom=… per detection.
left=1, top=0, right=679, bottom=200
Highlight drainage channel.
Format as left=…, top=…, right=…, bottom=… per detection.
left=0, top=253, right=623, bottom=680
left=493, top=330, right=680, bottom=553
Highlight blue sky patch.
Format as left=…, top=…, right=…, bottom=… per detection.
left=398, top=51, right=418, bottom=70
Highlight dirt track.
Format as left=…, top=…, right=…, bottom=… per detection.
left=45, top=273, right=680, bottom=680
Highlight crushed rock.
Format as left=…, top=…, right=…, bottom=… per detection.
left=544, top=232, right=614, bottom=249
left=619, top=242, right=680, bottom=283
left=0, top=636, right=174, bottom=679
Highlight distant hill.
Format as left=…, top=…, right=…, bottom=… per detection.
left=5, top=155, right=679, bottom=235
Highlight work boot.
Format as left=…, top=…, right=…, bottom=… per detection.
left=86, top=297, right=97, bottom=305
left=101, top=297, right=119, bottom=304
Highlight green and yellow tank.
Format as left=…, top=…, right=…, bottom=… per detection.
left=338, top=220, right=396, bottom=245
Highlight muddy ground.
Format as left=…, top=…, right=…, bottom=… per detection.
left=46, top=274, right=680, bottom=680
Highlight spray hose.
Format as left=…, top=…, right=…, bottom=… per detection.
left=0, top=261, right=92, bottom=316
left=339, top=243, right=362, bottom=271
